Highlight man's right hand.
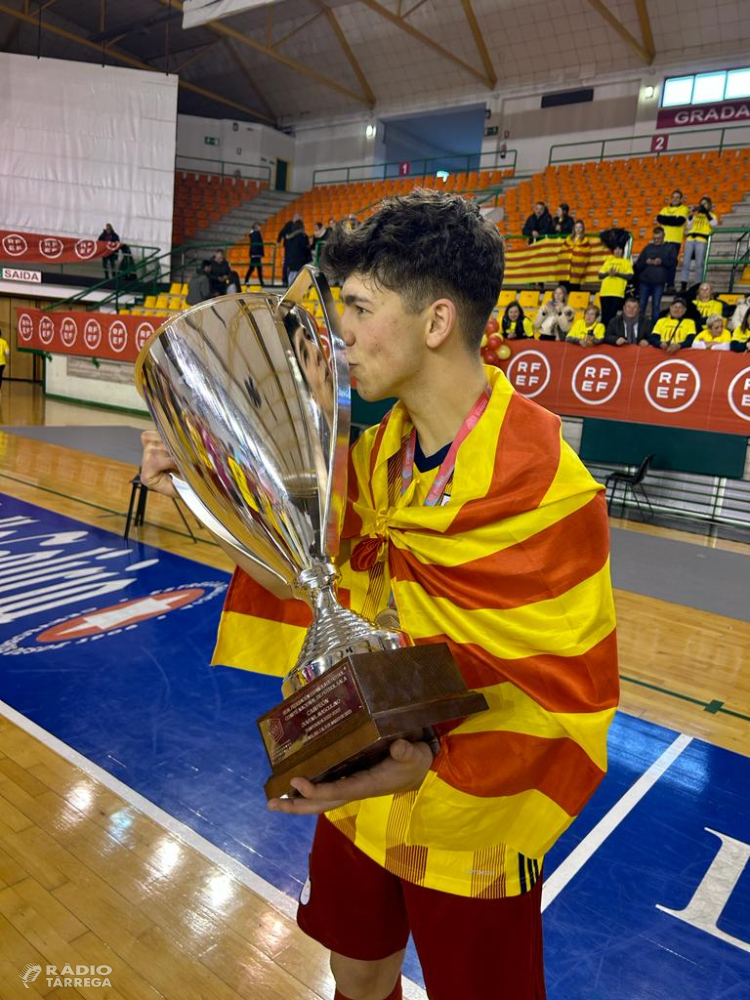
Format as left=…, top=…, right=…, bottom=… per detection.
left=141, top=430, right=178, bottom=497
left=616, top=337, right=627, bottom=345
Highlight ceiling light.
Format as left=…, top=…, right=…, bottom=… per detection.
left=365, top=124, right=376, bottom=139
left=644, top=85, right=655, bottom=99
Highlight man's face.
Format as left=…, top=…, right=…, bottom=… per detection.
left=700, top=198, right=711, bottom=210
left=708, top=319, right=723, bottom=336
left=534, top=203, right=544, bottom=217
left=215, top=252, right=224, bottom=261
left=671, top=191, right=682, bottom=206
left=670, top=302, right=686, bottom=319
left=653, top=231, right=664, bottom=245
left=340, top=273, right=429, bottom=401
left=623, top=300, right=639, bottom=320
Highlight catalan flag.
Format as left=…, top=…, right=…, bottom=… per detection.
left=504, top=237, right=609, bottom=286
left=213, top=365, right=618, bottom=897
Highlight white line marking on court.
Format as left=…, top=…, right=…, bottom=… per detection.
left=542, top=732, right=694, bottom=910
left=0, top=700, right=429, bottom=998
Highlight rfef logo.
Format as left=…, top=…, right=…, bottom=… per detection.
left=60, top=316, right=78, bottom=348
left=135, top=321, right=155, bottom=351
left=39, top=315, right=55, bottom=345
left=571, top=354, right=622, bottom=406
left=644, top=360, right=701, bottom=413
left=506, top=350, right=551, bottom=398
left=84, top=318, right=102, bottom=351
left=2, top=233, right=28, bottom=256
left=75, top=238, right=98, bottom=259
left=727, top=366, right=750, bottom=423
left=39, top=236, right=64, bottom=259
left=18, top=312, right=34, bottom=342
left=108, top=320, right=128, bottom=353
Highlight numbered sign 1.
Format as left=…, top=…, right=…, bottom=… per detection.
left=651, top=134, right=670, bottom=153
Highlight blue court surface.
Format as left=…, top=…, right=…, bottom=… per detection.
left=0, top=493, right=748, bottom=999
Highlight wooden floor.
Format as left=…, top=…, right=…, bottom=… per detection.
left=1, top=379, right=748, bottom=998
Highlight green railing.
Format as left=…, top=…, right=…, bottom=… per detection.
left=175, top=155, right=273, bottom=185
left=548, top=125, right=750, bottom=166
left=704, top=227, right=750, bottom=290
left=41, top=244, right=167, bottom=315
left=312, top=148, right=517, bottom=186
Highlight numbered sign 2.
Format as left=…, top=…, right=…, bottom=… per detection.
left=651, top=134, right=670, bottom=153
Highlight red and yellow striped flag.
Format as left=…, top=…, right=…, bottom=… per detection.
left=504, top=237, right=609, bottom=285
left=213, top=365, right=618, bottom=896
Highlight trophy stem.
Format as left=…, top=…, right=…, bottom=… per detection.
left=283, top=565, right=402, bottom=697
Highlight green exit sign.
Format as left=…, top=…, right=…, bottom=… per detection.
left=204, top=136, right=219, bottom=146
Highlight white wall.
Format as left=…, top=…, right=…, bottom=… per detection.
left=291, top=119, right=385, bottom=190
left=45, top=355, right=147, bottom=413
left=0, top=53, right=178, bottom=253
left=176, top=114, right=295, bottom=186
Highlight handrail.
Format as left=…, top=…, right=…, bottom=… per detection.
left=175, top=155, right=273, bottom=185
left=548, top=125, right=749, bottom=166
left=312, top=148, right=517, bottom=186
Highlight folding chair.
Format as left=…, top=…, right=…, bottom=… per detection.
left=124, top=472, right=197, bottom=542
left=605, top=454, right=655, bottom=521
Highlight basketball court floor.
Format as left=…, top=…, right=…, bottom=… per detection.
left=0, top=380, right=748, bottom=999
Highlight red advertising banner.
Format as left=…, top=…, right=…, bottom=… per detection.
left=16, top=308, right=159, bottom=364
left=0, top=230, right=120, bottom=264
left=656, top=98, right=750, bottom=130
left=504, top=239, right=609, bottom=286
left=500, top=341, right=750, bottom=436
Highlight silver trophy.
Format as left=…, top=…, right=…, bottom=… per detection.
left=135, top=266, right=487, bottom=797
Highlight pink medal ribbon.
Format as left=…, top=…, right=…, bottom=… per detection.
left=400, top=384, right=491, bottom=507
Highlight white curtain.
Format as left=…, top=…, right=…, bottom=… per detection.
left=0, top=53, right=178, bottom=253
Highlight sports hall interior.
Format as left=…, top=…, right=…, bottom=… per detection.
left=0, top=1, right=748, bottom=998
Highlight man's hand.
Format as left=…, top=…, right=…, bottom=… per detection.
left=638, top=339, right=651, bottom=347
left=666, top=341, right=681, bottom=354
left=268, top=738, right=434, bottom=816
left=141, top=430, right=178, bottom=497
left=616, top=337, right=627, bottom=345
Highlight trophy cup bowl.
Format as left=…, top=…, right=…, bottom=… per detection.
left=135, top=266, right=488, bottom=798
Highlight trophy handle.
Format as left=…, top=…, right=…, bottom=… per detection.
left=170, top=474, right=290, bottom=586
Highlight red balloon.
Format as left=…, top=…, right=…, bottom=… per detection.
left=487, top=333, right=503, bottom=351
left=485, top=317, right=499, bottom=334
left=484, top=349, right=500, bottom=366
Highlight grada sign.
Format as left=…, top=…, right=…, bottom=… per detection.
left=657, top=98, right=750, bottom=129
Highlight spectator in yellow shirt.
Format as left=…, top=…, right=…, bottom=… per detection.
left=656, top=190, right=689, bottom=291
left=501, top=302, right=534, bottom=340
left=692, top=282, right=724, bottom=329
left=0, top=329, right=8, bottom=399
left=692, top=314, right=731, bottom=350
left=730, top=309, right=750, bottom=353
left=566, top=306, right=605, bottom=346
left=650, top=297, right=697, bottom=353
left=680, top=197, right=718, bottom=291
left=598, top=246, right=634, bottom=326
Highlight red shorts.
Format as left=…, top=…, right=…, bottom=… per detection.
left=297, top=816, right=546, bottom=1000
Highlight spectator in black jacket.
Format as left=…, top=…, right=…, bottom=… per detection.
left=278, top=213, right=302, bottom=284
left=603, top=296, right=653, bottom=347
left=209, top=249, right=231, bottom=295
left=552, top=203, right=575, bottom=236
left=634, top=227, right=676, bottom=320
left=245, top=223, right=265, bottom=286
left=186, top=260, right=214, bottom=306
left=522, top=202, right=553, bottom=243
left=98, top=223, right=120, bottom=280
left=285, top=221, right=312, bottom=284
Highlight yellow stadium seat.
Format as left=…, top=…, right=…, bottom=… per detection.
left=144, top=295, right=157, bottom=309
left=518, top=290, right=540, bottom=310
left=156, top=294, right=169, bottom=309
left=568, top=292, right=591, bottom=310
left=169, top=283, right=182, bottom=295
left=168, top=296, right=183, bottom=310
left=181, top=283, right=189, bottom=295
left=497, top=290, right=516, bottom=308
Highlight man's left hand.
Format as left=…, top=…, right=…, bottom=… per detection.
left=267, top=738, right=434, bottom=816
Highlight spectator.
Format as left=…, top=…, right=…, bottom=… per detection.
left=522, top=202, right=553, bottom=243
left=278, top=212, right=302, bottom=284
left=533, top=284, right=575, bottom=340
left=729, top=295, right=749, bottom=332
left=186, top=260, right=214, bottom=306
left=325, top=216, right=337, bottom=240
left=98, top=222, right=120, bottom=281
left=343, top=214, right=360, bottom=231
left=692, top=314, right=731, bottom=350
left=285, top=220, right=312, bottom=284
left=655, top=189, right=688, bottom=291
left=561, top=220, right=590, bottom=291
left=501, top=301, right=534, bottom=339
left=552, top=203, right=575, bottom=236
left=0, top=325, right=8, bottom=399
left=604, top=296, right=653, bottom=347
left=245, top=223, right=265, bottom=287
left=651, top=296, right=696, bottom=352
left=312, top=221, right=328, bottom=261
left=691, top=281, right=723, bottom=329
left=227, top=269, right=242, bottom=294
left=634, top=227, right=676, bottom=320
left=209, top=249, right=231, bottom=295
left=680, top=197, right=718, bottom=291
left=566, top=305, right=605, bottom=346
left=730, top=308, right=750, bottom=352
left=118, top=243, right=136, bottom=281
left=598, top=245, right=634, bottom=327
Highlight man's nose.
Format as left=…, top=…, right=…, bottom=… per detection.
left=339, top=314, right=356, bottom=346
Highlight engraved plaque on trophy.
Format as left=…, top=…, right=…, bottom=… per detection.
left=135, top=266, right=487, bottom=799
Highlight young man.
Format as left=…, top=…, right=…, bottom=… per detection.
left=245, top=223, right=265, bottom=286
left=142, top=190, right=618, bottom=1000
left=634, top=226, right=676, bottom=320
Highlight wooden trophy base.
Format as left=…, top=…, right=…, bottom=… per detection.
left=257, top=643, right=488, bottom=799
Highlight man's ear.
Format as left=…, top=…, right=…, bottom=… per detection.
left=424, top=298, right=457, bottom=349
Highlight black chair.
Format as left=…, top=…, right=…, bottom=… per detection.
left=124, top=471, right=197, bottom=542
left=605, top=454, right=655, bottom=521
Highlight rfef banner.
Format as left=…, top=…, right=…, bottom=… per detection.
left=501, top=341, right=750, bottom=436
left=16, top=308, right=159, bottom=364
left=504, top=238, right=609, bottom=286
left=656, top=98, right=750, bottom=130
left=0, top=229, right=120, bottom=264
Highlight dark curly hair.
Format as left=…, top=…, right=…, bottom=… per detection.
left=320, top=188, right=505, bottom=351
